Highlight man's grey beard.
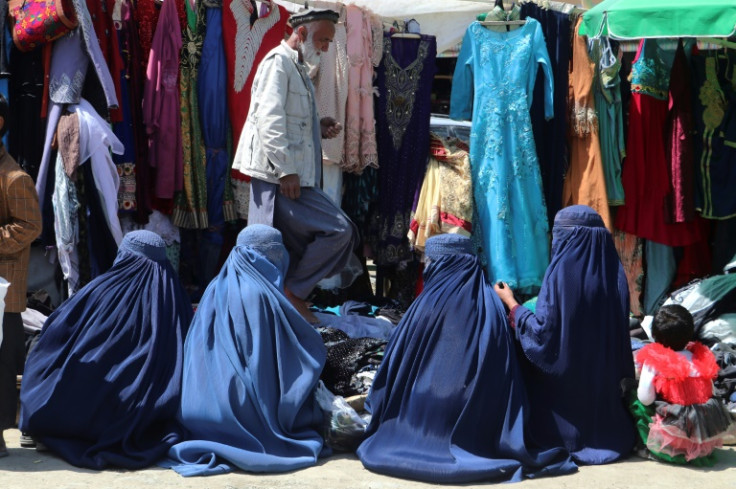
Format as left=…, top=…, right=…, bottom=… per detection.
left=298, top=33, right=321, bottom=76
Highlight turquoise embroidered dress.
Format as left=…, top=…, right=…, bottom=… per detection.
left=451, top=19, right=553, bottom=293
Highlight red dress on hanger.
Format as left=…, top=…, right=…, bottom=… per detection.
left=615, top=40, right=704, bottom=247
left=222, top=0, right=289, bottom=164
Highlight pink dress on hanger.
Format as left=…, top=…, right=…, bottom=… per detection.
left=142, top=0, right=183, bottom=208
left=342, top=4, right=379, bottom=173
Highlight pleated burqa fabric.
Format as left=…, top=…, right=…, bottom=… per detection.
left=357, top=234, right=577, bottom=483
left=513, top=205, right=636, bottom=464
left=166, top=225, right=326, bottom=476
left=19, top=230, right=193, bottom=469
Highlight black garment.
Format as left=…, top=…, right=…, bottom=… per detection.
left=520, top=3, right=571, bottom=231
left=0, top=312, right=24, bottom=430
left=7, top=46, right=45, bottom=181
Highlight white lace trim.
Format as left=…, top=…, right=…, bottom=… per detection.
left=232, top=0, right=280, bottom=93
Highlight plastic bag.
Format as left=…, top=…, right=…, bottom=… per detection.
left=315, top=381, right=368, bottom=452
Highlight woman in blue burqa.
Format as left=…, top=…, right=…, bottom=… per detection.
left=165, top=224, right=326, bottom=476
left=19, top=230, right=193, bottom=469
left=494, top=205, right=636, bottom=464
left=356, top=233, right=577, bottom=483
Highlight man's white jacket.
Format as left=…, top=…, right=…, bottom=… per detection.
left=232, top=41, right=319, bottom=187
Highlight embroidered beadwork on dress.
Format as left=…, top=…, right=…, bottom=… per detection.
left=453, top=21, right=550, bottom=291
left=231, top=0, right=280, bottom=93
left=700, top=57, right=726, bottom=132
left=630, top=41, right=670, bottom=101
left=571, top=104, right=598, bottom=136
left=384, top=37, right=429, bottom=151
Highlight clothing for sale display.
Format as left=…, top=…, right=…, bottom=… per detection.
left=520, top=1, right=571, bottom=230
left=313, top=6, right=348, bottom=204
left=563, top=17, right=612, bottom=230
left=370, top=32, right=436, bottom=271
left=36, top=8, right=120, bottom=216
left=114, top=0, right=148, bottom=220
left=86, top=0, right=125, bottom=123
left=615, top=39, right=705, bottom=246
left=589, top=35, right=625, bottom=206
left=199, top=0, right=237, bottom=229
left=223, top=0, right=289, bottom=151
left=408, top=134, right=472, bottom=252
left=8, top=46, right=45, bottom=181
left=341, top=4, right=381, bottom=173
left=142, top=0, right=183, bottom=210
left=691, top=47, right=736, bottom=219
left=450, top=16, right=553, bottom=294
left=665, top=41, right=697, bottom=223
left=52, top=99, right=124, bottom=296
left=109, top=3, right=138, bottom=215
left=173, top=0, right=209, bottom=229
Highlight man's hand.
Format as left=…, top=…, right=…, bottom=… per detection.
left=279, top=174, right=301, bottom=199
left=320, top=117, right=342, bottom=139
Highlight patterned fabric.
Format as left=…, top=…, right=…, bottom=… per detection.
left=691, top=48, right=736, bottom=219
left=630, top=39, right=670, bottom=101
left=56, top=110, right=80, bottom=177
left=342, top=5, right=379, bottom=173
left=173, top=0, right=209, bottom=229
left=408, top=135, right=472, bottom=252
left=52, top=152, right=81, bottom=296
left=115, top=0, right=147, bottom=220
left=0, top=146, right=42, bottom=312
left=222, top=0, right=288, bottom=151
left=563, top=17, right=611, bottom=230
left=451, top=20, right=553, bottom=293
left=370, top=33, right=436, bottom=268
left=9, top=0, right=78, bottom=52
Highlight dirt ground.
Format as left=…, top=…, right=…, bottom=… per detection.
left=1, top=429, right=735, bottom=489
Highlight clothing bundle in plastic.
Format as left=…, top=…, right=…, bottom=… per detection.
left=166, top=225, right=326, bottom=476
left=19, top=230, right=193, bottom=469
left=357, top=234, right=577, bottom=483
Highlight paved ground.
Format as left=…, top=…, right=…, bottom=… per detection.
left=1, top=429, right=735, bottom=489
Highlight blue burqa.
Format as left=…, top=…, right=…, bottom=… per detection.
left=356, top=234, right=577, bottom=483
left=513, top=205, right=635, bottom=464
left=19, top=230, right=193, bottom=469
left=166, top=225, right=326, bottom=476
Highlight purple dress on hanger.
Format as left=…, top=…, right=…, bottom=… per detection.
left=142, top=0, right=183, bottom=203
left=370, top=33, right=436, bottom=270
